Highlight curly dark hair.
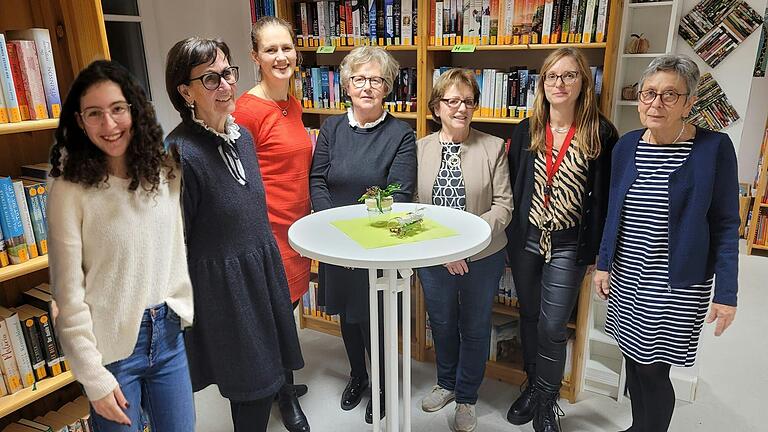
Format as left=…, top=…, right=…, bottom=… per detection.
left=50, top=60, right=172, bottom=192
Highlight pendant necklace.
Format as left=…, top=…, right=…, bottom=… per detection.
left=259, top=85, right=289, bottom=116
left=440, top=132, right=462, bottom=169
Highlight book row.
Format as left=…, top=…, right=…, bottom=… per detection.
left=0, top=164, right=51, bottom=268
left=293, top=0, right=419, bottom=47
left=752, top=209, right=768, bottom=247
left=294, top=66, right=418, bottom=112
left=429, top=0, right=610, bottom=46
left=0, top=284, right=69, bottom=397
left=433, top=65, right=604, bottom=119
left=0, top=29, right=62, bottom=124
left=3, top=396, right=92, bottom=432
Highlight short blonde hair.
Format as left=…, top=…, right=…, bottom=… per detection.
left=339, top=46, right=400, bottom=96
left=428, top=68, right=481, bottom=122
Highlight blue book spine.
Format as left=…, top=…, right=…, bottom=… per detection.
left=0, top=177, right=29, bottom=263
left=311, top=67, right=321, bottom=108
left=320, top=66, right=330, bottom=109
left=369, top=0, right=377, bottom=43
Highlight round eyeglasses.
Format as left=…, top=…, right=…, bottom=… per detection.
left=543, top=71, right=579, bottom=86
left=79, top=102, right=132, bottom=126
left=188, top=66, right=240, bottom=90
left=638, top=89, right=689, bottom=106
left=350, top=75, right=385, bottom=89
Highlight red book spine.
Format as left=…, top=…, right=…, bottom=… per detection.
left=9, top=41, right=48, bottom=120
left=5, top=43, right=30, bottom=121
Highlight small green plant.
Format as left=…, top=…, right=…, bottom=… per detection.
left=358, top=183, right=401, bottom=212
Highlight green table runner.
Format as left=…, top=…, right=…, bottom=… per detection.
left=331, top=212, right=459, bottom=249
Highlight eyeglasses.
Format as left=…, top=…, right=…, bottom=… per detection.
left=440, top=98, right=477, bottom=109
left=543, top=71, right=579, bottom=86
left=188, top=66, right=240, bottom=90
left=638, top=89, right=689, bottom=106
left=79, top=102, right=132, bottom=126
left=350, top=75, right=385, bottom=89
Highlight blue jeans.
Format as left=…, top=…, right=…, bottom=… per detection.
left=417, top=249, right=505, bottom=404
left=91, top=304, right=195, bottom=432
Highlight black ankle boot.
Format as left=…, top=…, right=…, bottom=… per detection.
left=341, top=376, right=369, bottom=411
left=278, top=385, right=310, bottom=432
left=533, top=390, right=563, bottom=432
left=507, top=381, right=538, bottom=425
left=365, top=391, right=385, bottom=424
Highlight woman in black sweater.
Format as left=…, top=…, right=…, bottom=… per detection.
left=505, top=48, right=618, bottom=432
left=310, top=46, right=416, bottom=425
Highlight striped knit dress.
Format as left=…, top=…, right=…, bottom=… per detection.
left=605, top=140, right=712, bottom=367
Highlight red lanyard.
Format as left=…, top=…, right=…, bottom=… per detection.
left=544, top=122, right=577, bottom=208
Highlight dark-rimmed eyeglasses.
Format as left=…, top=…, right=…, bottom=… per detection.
left=440, top=98, right=477, bottom=109
left=188, top=66, right=240, bottom=90
left=543, top=71, right=579, bottom=86
left=350, top=75, right=385, bottom=89
left=79, top=102, right=132, bottom=126
left=638, top=89, right=689, bottom=106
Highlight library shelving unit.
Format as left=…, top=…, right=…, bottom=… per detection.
left=747, top=117, right=768, bottom=256
left=0, top=0, right=109, bottom=427
left=278, top=0, right=625, bottom=403
left=610, top=0, right=683, bottom=135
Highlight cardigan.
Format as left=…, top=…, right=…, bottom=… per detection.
left=417, top=129, right=513, bottom=261
left=506, top=117, right=618, bottom=265
left=233, top=94, right=312, bottom=302
left=597, top=127, right=740, bottom=306
left=48, top=173, right=194, bottom=401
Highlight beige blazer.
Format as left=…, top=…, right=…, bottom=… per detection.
left=416, top=128, right=513, bottom=261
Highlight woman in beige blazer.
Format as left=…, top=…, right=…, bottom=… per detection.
left=415, top=68, right=513, bottom=432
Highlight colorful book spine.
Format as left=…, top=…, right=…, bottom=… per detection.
left=0, top=34, right=21, bottom=123
left=5, top=41, right=31, bottom=121
left=13, top=180, right=38, bottom=258
left=8, top=40, right=48, bottom=120
left=24, top=182, right=48, bottom=255
left=8, top=29, right=61, bottom=118
left=0, top=318, right=23, bottom=393
left=4, top=310, right=36, bottom=387
left=0, top=177, right=30, bottom=264
left=17, top=307, right=47, bottom=381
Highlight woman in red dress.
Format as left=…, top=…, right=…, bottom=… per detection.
left=233, top=16, right=312, bottom=432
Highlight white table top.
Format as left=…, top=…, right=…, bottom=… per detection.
left=288, top=203, right=492, bottom=269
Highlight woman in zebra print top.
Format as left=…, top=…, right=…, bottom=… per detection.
left=505, top=48, right=618, bottom=432
left=594, top=55, right=739, bottom=432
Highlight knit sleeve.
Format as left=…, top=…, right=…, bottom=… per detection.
left=48, top=179, right=118, bottom=401
left=310, top=119, right=334, bottom=212
left=387, top=127, right=417, bottom=203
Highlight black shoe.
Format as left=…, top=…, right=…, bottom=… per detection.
left=533, top=390, right=564, bottom=432
left=274, top=384, right=309, bottom=401
left=506, top=381, right=538, bottom=425
left=341, top=376, right=369, bottom=411
left=364, top=391, right=385, bottom=424
left=278, top=385, right=310, bottom=432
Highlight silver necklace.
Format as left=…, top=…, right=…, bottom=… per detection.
left=550, top=125, right=570, bottom=134
left=650, top=123, right=686, bottom=144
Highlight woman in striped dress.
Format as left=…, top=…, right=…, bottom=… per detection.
left=594, top=55, right=739, bottom=432
left=505, top=48, right=618, bottom=432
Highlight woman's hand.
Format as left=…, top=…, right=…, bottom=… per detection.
left=593, top=270, right=610, bottom=300
left=706, top=303, right=737, bottom=336
left=444, top=260, right=469, bottom=276
left=92, top=386, right=131, bottom=426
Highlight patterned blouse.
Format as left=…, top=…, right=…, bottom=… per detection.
left=528, top=141, right=588, bottom=261
left=432, top=141, right=466, bottom=211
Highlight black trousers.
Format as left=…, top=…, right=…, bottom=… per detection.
left=230, top=396, right=273, bottom=432
left=510, top=227, right=586, bottom=393
left=339, top=303, right=386, bottom=390
left=624, top=356, right=675, bottom=432
left=283, top=300, right=302, bottom=390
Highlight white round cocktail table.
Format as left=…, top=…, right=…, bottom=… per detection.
left=288, top=203, right=491, bottom=431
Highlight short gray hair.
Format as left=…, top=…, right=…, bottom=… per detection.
left=639, top=54, right=701, bottom=97
left=339, top=46, right=400, bottom=96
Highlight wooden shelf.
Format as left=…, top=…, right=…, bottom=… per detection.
left=0, top=119, right=59, bottom=136
left=426, top=114, right=523, bottom=125
left=760, top=203, right=768, bottom=208
left=0, top=255, right=49, bottom=283
left=621, top=53, right=664, bottom=58
left=0, top=372, right=75, bottom=418
left=750, top=243, right=768, bottom=251
left=300, top=314, right=341, bottom=337
left=297, top=45, right=417, bottom=52
left=427, top=42, right=607, bottom=51
left=492, top=303, right=576, bottom=329
left=628, top=0, right=674, bottom=8
left=303, top=107, right=418, bottom=120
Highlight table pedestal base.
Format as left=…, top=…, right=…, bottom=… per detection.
left=369, top=268, right=412, bottom=432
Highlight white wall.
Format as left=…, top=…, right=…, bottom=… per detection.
left=139, top=0, right=255, bottom=133
left=676, top=0, right=768, bottom=182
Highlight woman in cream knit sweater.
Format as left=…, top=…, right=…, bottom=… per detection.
left=48, top=61, right=195, bottom=431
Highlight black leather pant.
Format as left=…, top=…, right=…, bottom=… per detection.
left=509, top=227, right=586, bottom=393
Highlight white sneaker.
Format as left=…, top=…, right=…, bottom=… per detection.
left=421, top=385, right=455, bottom=412
left=454, top=403, right=477, bottom=432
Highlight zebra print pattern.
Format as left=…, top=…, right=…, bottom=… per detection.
left=528, top=142, right=588, bottom=260
left=605, top=141, right=712, bottom=367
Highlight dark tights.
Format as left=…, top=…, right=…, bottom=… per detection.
left=230, top=396, right=273, bottom=432
left=340, top=312, right=385, bottom=390
left=624, top=355, right=675, bottom=432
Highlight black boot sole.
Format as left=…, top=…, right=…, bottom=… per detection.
left=506, top=410, right=535, bottom=425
